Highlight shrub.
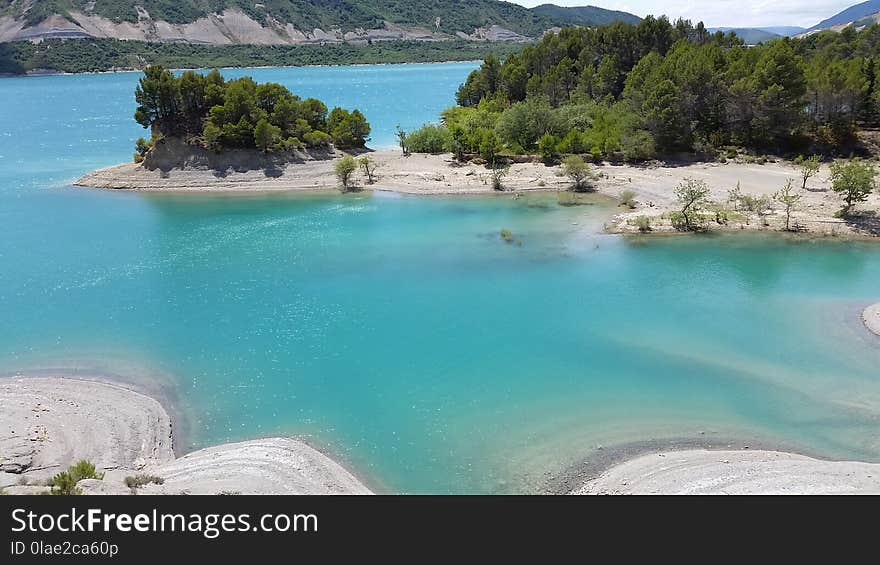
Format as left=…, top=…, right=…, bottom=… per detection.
left=50, top=460, right=103, bottom=496
left=479, top=130, right=502, bottom=164
left=500, top=228, right=514, bottom=242
left=673, top=178, right=711, bottom=231
left=303, top=130, right=332, bottom=148
left=133, top=137, right=153, bottom=163
left=124, top=474, right=165, bottom=489
left=538, top=133, right=560, bottom=164
left=633, top=215, right=652, bottom=232
left=490, top=164, right=510, bottom=191
left=557, top=129, right=589, bottom=155
left=562, top=155, right=597, bottom=192
left=404, top=124, right=452, bottom=154
left=830, top=158, right=876, bottom=214
left=620, top=130, right=656, bottom=162
left=283, top=137, right=304, bottom=151
left=619, top=189, right=637, bottom=209
left=334, top=155, right=358, bottom=192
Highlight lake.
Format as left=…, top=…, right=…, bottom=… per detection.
left=1, top=63, right=879, bottom=493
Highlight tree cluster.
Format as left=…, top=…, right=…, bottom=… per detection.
left=133, top=66, right=370, bottom=155
left=408, top=18, right=880, bottom=162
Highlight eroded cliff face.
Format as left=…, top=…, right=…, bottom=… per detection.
left=0, top=8, right=528, bottom=44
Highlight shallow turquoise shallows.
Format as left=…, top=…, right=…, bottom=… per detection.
left=1, top=63, right=880, bottom=493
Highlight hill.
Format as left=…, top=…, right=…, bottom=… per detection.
left=708, top=28, right=781, bottom=44
left=758, top=26, right=805, bottom=37
left=530, top=4, right=641, bottom=26
left=807, top=0, right=880, bottom=31
left=0, top=1, right=641, bottom=44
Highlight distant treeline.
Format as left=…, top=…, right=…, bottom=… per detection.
left=405, top=18, right=880, bottom=160
left=0, top=38, right=524, bottom=75
left=133, top=66, right=369, bottom=156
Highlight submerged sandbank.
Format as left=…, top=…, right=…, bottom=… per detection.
left=572, top=449, right=880, bottom=495
left=0, top=376, right=371, bottom=495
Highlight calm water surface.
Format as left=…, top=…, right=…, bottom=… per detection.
left=1, top=63, right=879, bottom=493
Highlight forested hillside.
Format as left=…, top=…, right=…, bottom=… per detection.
left=0, top=37, right=523, bottom=74
left=0, top=0, right=638, bottom=38
left=404, top=18, right=880, bottom=161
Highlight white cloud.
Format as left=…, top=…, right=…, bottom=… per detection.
left=512, top=0, right=861, bottom=28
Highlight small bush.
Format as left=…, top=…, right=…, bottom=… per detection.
left=124, top=474, right=164, bottom=489
left=489, top=164, right=509, bottom=191
left=50, top=460, right=103, bottom=496
left=334, top=155, right=359, bottom=192
left=500, top=228, right=514, bottom=242
left=303, top=130, right=332, bottom=148
left=562, top=155, right=597, bottom=192
left=632, top=215, right=652, bottom=232
left=133, top=137, right=153, bottom=163
left=669, top=211, right=688, bottom=231
left=619, top=189, right=637, bottom=209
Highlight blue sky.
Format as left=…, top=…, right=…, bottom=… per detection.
left=511, top=1, right=862, bottom=28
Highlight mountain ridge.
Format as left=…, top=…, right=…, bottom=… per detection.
left=807, top=0, right=880, bottom=31
left=0, top=1, right=642, bottom=44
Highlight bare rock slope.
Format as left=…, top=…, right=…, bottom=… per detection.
left=0, top=376, right=371, bottom=495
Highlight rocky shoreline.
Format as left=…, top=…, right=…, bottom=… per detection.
left=0, top=376, right=371, bottom=495
left=572, top=449, right=880, bottom=495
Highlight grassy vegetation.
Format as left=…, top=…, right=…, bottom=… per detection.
left=0, top=38, right=525, bottom=75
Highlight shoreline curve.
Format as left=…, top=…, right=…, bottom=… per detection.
left=0, top=375, right=371, bottom=495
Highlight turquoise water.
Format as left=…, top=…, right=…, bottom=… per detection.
left=1, top=63, right=880, bottom=493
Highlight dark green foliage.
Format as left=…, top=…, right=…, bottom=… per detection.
left=830, top=158, right=876, bottom=213
left=132, top=65, right=368, bottom=152
left=403, top=124, right=452, bottom=154
left=538, top=133, right=560, bottom=163
left=328, top=108, right=371, bottom=149
left=449, top=19, right=880, bottom=159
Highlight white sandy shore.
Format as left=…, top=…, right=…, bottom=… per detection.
left=0, top=376, right=371, bottom=495
left=863, top=303, right=880, bottom=337
left=76, top=151, right=880, bottom=238
left=573, top=449, right=880, bottom=495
